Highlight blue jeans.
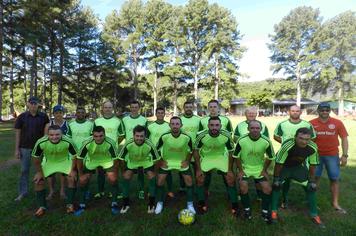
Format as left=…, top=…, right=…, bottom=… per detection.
left=19, top=148, right=32, bottom=195
left=315, top=155, right=340, bottom=181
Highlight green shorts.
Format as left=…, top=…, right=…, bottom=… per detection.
left=280, top=165, right=309, bottom=186
left=200, top=155, right=229, bottom=173
left=83, top=165, right=116, bottom=174
left=42, top=160, right=72, bottom=178
left=242, top=175, right=268, bottom=183
left=125, top=165, right=155, bottom=174
left=159, top=167, right=192, bottom=176
left=84, top=160, right=114, bottom=171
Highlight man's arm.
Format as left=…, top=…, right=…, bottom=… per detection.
left=33, top=157, right=44, bottom=184
left=15, top=129, right=21, bottom=159
left=274, top=135, right=282, bottom=143
left=273, top=163, right=283, bottom=177
left=340, top=136, right=349, bottom=166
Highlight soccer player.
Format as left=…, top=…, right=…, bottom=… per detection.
left=273, top=105, right=316, bottom=208
left=122, top=100, right=148, bottom=200
left=271, top=128, right=324, bottom=227
left=234, top=120, right=274, bottom=222
left=75, top=126, right=120, bottom=215
left=118, top=125, right=160, bottom=214
left=199, top=99, right=233, bottom=133
left=67, top=107, right=94, bottom=150
left=31, top=125, right=77, bottom=217
left=14, top=96, right=49, bottom=202
left=310, top=102, right=349, bottom=213
left=194, top=117, right=238, bottom=215
left=94, top=101, right=124, bottom=198
left=155, top=116, right=195, bottom=214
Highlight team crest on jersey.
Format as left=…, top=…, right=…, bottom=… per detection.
left=328, top=124, right=336, bottom=129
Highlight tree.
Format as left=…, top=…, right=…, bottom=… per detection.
left=0, top=0, right=3, bottom=120
left=268, top=6, right=321, bottom=106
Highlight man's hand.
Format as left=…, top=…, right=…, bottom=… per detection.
left=15, top=148, right=20, bottom=159
left=237, top=170, right=245, bottom=181
left=33, top=172, right=44, bottom=185
left=272, top=176, right=282, bottom=189
left=160, top=160, right=168, bottom=169
left=196, top=169, right=203, bottom=179
left=181, top=160, right=189, bottom=169
left=260, top=170, right=269, bottom=180
left=227, top=171, right=235, bottom=181
left=69, top=170, right=77, bottom=181
left=340, top=155, right=348, bottom=167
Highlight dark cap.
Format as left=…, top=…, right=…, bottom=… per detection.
left=53, top=105, right=65, bottom=113
left=317, top=102, right=330, bottom=110
left=28, top=96, right=40, bottom=104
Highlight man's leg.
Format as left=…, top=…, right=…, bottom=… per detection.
left=166, top=171, right=174, bottom=197
left=107, top=170, right=119, bottom=214
left=137, top=168, right=145, bottom=200
left=155, top=171, right=167, bottom=214
left=76, top=173, right=91, bottom=215
left=182, top=170, right=195, bottom=214
left=324, top=156, right=344, bottom=211
left=224, top=172, right=238, bottom=216
left=60, top=174, right=67, bottom=199
left=95, top=167, right=106, bottom=198
left=121, top=169, right=133, bottom=214
left=259, top=179, right=272, bottom=223
left=196, top=172, right=206, bottom=214
left=146, top=170, right=156, bottom=214
left=66, top=174, right=76, bottom=214
left=34, top=177, right=47, bottom=217
left=281, top=179, right=290, bottom=208
left=16, top=148, right=32, bottom=201
left=239, top=179, right=251, bottom=219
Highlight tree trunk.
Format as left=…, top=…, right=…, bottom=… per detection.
left=173, top=79, right=178, bottom=116
left=0, top=0, right=3, bottom=120
left=22, top=43, right=27, bottom=109
left=132, top=44, right=138, bottom=100
left=33, top=46, right=38, bottom=97
left=153, top=64, right=158, bottom=114
left=9, top=50, right=14, bottom=114
left=338, top=86, right=344, bottom=116
left=296, top=63, right=301, bottom=107
left=58, top=39, right=64, bottom=105
left=42, top=57, right=46, bottom=109
left=49, top=32, right=54, bottom=115
left=214, top=55, right=219, bottom=100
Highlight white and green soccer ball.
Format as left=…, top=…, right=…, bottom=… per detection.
left=178, top=209, right=195, bottom=225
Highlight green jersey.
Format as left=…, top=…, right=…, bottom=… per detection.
left=180, top=114, right=201, bottom=144
left=94, top=116, right=124, bottom=145
left=147, top=121, right=170, bottom=146
left=77, top=137, right=118, bottom=170
left=118, top=139, right=160, bottom=169
left=32, top=135, right=77, bottom=177
left=199, top=115, right=233, bottom=134
left=234, top=120, right=269, bottom=140
left=195, top=130, right=234, bottom=173
left=275, top=139, right=319, bottom=167
left=233, top=134, right=274, bottom=177
left=67, top=119, right=94, bottom=149
left=122, top=115, right=148, bottom=142
left=274, top=119, right=316, bottom=143
left=156, top=132, right=193, bottom=171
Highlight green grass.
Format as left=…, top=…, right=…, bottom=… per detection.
left=0, top=116, right=356, bottom=236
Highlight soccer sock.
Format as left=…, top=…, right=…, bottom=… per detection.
left=306, top=188, right=318, bottom=217
left=110, top=182, right=118, bottom=203
left=256, top=189, right=263, bottom=199
left=156, top=185, right=164, bottom=202
left=261, top=192, right=271, bottom=212
left=204, top=172, right=212, bottom=190
left=138, top=170, right=144, bottom=192
left=66, top=187, right=76, bottom=205
left=80, top=184, right=89, bottom=205
left=271, top=189, right=280, bottom=211
left=227, top=186, right=238, bottom=204
left=166, top=172, right=173, bottom=192
left=179, top=172, right=186, bottom=189
left=196, top=185, right=205, bottom=202
left=148, top=177, right=156, bottom=197
left=186, top=186, right=194, bottom=202
left=148, top=196, right=155, bottom=207
left=97, top=171, right=105, bottom=193
left=36, top=189, right=47, bottom=208
left=282, top=179, right=290, bottom=202
left=240, top=192, right=251, bottom=209
left=122, top=179, right=130, bottom=198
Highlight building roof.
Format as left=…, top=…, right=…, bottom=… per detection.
left=230, top=98, right=247, bottom=105
left=272, top=98, right=318, bottom=105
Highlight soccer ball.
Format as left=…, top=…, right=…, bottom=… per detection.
left=178, top=209, right=195, bottom=225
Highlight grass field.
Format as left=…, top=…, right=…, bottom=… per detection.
left=0, top=115, right=355, bottom=236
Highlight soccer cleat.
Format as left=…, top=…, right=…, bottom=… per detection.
left=138, top=190, right=145, bottom=200
left=14, top=194, right=26, bottom=202
left=147, top=205, right=155, bottom=214
left=197, top=204, right=208, bottom=215
left=281, top=198, right=289, bottom=209
left=66, top=204, right=75, bottom=214
left=187, top=202, right=196, bottom=214
left=311, top=216, right=325, bottom=228
left=155, top=202, right=164, bottom=214
left=262, top=210, right=272, bottom=224
left=271, top=211, right=278, bottom=223
left=94, top=192, right=105, bottom=199
left=111, top=206, right=119, bottom=215
left=74, top=207, right=85, bottom=217
left=34, top=207, right=46, bottom=217
left=117, top=193, right=123, bottom=200
left=120, top=205, right=130, bottom=214
left=243, top=208, right=252, bottom=220
left=167, top=192, right=175, bottom=198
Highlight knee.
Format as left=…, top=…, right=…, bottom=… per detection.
left=185, top=176, right=193, bottom=186
left=35, top=181, right=45, bottom=191
left=157, top=177, right=165, bottom=186
left=226, top=177, right=235, bottom=187
left=262, top=184, right=272, bottom=194
left=239, top=182, right=248, bottom=194
left=196, top=176, right=204, bottom=186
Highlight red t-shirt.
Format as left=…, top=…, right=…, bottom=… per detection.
left=310, top=117, right=348, bottom=156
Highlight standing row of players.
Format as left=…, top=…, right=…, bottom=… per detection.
left=28, top=99, right=348, bottom=228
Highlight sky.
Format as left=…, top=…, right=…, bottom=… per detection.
left=81, top=0, right=354, bottom=81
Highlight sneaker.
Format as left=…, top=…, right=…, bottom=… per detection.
left=117, top=193, right=123, bottom=200
left=271, top=211, right=278, bottom=223
left=281, top=198, right=288, bottom=209
left=147, top=205, right=155, bottom=214
left=120, top=205, right=130, bottom=214
left=334, top=207, right=347, bottom=214
left=197, top=204, right=208, bottom=215
left=34, top=207, right=46, bottom=217
left=311, top=216, right=325, bottom=228
left=155, top=202, right=164, bottom=214
left=262, top=211, right=272, bottom=224
left=66, top=204, right=75, bottom=214
left=167, top=192, right=175, bottom=198
left=111, top=206, right=119, bottom=215
left=14, top=194, right=26, bottom=202
left=94, top=192, right=105, bottom=199
left=74, top=207, right=85, bottom=217
left=243, top=208, right=252, bottom=220
left=138, top=190, right=145, bottom=200
left=187, top=202, right=196, bottom=214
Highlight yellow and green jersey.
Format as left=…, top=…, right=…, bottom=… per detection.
left=233, top=134, right=274, bottom=176
left=122, top=115, right=148, bottom=142
left=94, top=116, right=124, bottom=145
left=67, top=119, right=93, bottom=150
left=274, top=119, right=316, bottom=143
left=234, top=120, right=269, bottom=140
left=147, top=121, right=170, bottom=146
left=118, top=139, right=160, bottom=169
left=32, top=135, right=77, bottom=177
left=180, top=114, right=201, bottom=144
left=199, top=115, right=233, bottom=134
left=156, top=132, right=193, bottom=171
left=276, top=139, right=319, bottom=167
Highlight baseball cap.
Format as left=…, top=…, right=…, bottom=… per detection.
left=53, top=105, right=65, bottom=113
left=317, top=102, right=330, bottom=110
left=28, top=96, right=40, bottom=104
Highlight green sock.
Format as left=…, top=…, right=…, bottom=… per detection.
left=196, top=185, right=205, bottom=202
left=204, top=172, right=212, bottom=190
left=306, top=188, right=318, bottom=217
left=166, top=172, right=173, bottom=192
left=256, top=189, right=263, bottom=199
left=148, top=177, right=156, bottom=197
left=80, top=184, right=89, bottom=205
left=156, top=185, right=164, bottom=202
left=122, top=179, right=130, bottom=198
left=271, top=189, right=280, bottom=211
left=227, top=186, right=238, bottom=204
left=36, top=189, right=47, bottom=208
left=179, top=172, right=185, bottom=189
left=261, top=192, right=271, bottom=212
left=282, top=179, right=290, bottom=202
left=97, top=172, right=105, bottom=193
left=240, top=192, right=251, bottom=209
left=138, top=170, right=144, bottom=192
left=66, top=187, right=76, bottom=205
left=186, top=186, right=193, bottom=202
left=110, top=182, right=118, bottom=203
